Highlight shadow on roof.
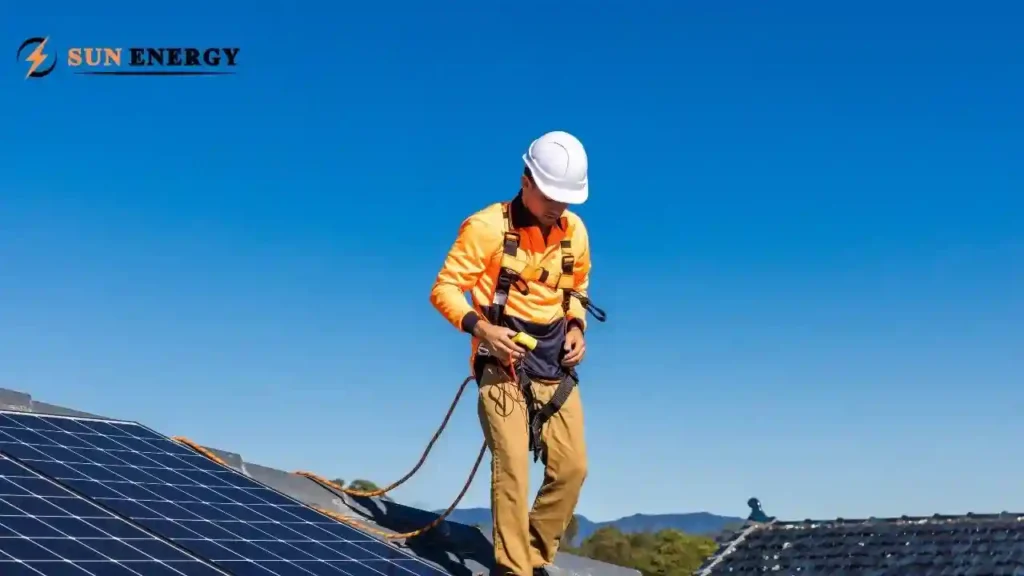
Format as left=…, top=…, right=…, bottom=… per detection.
left=346, top=493, right=494, bottom=576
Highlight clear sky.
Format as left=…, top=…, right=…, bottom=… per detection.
left=1, top=1, right=1021, bottom=523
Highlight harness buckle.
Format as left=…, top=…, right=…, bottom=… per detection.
left=503, top=232, right=520, bottom=253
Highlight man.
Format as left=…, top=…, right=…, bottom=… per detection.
left=430, top=130, right=596, bottom=576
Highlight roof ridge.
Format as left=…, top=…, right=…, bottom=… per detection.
left=770, top=511, right=1024, bottom=527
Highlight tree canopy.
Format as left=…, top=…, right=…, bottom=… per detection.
left=564, top=526, right=718, bottom=576
left=346, top=479, right=380, bottom=492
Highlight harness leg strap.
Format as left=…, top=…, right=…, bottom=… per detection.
left=521, top=368, right=579, bottom=463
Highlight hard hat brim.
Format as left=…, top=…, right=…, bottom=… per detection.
left=522, top=153, right=589, bottom=205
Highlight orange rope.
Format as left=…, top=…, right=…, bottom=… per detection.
left=297, top=375, right=476, bottom=498
left=305, top=442, right=486, bottom=540
left=172, top=436, right=230, bottom=466
left=174, top=373, right=493, bottom=540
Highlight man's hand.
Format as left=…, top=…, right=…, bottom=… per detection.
left=474, top=322, right=527, bottom=363
left=561, top=325, right=586, bottom=367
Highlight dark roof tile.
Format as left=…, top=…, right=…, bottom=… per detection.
left=698, top=513, right=1024, bottom=575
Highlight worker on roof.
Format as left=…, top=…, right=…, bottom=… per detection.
left=431, top=130, right=594, bottom=576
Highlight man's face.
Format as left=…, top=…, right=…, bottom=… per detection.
left=521, top=174, right=568, bottom=227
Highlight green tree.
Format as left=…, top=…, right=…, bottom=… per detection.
left=573, top=526, right=717, bottom=576
left=330, top=478, right=345, bottom=487
left=577, top=526, right=633, bottom=568
left=347, top=479, right=380, bottom=492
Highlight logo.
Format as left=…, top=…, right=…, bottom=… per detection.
left=16, top=36, right=239, bottom=78
left=18, top=37, right=56, bottom=79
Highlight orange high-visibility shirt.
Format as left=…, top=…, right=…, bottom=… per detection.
left=430, top=193, right=591, bottom=381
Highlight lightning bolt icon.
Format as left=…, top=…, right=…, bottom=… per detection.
left=25, top=37, right=50, bottom=79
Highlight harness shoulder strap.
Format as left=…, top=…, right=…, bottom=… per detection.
left=558, top=237, right=574, bottom=314
left=488, top=203, right=521, bottom=325
left=559, top=221, right=608, bottom=324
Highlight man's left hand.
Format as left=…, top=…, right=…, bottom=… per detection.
left=562, top=326, right=586, bottom=367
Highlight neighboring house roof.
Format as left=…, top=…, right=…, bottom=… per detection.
left=697, top=498, right=1024, bottom=575
left=0, top=387, right=640, bottom=576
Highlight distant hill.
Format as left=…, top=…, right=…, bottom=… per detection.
left=437, top=508, right=744, bottom=544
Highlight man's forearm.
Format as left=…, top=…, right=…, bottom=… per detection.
left=430, top=282, right=477, bottom=332
left=430, top=215, right=495, bottom=332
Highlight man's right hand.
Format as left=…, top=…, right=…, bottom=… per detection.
left=474, top=322, right=526, bottom=363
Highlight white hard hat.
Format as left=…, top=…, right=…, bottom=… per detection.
left=522, top=130, right=589, bottom=205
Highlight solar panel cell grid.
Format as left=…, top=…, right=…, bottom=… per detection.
left=0, top=412, right=449, bottom=576
left=0, top=453, right=226, bottom=576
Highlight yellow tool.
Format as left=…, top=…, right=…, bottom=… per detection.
left=512, top=331, right=537, bottom=351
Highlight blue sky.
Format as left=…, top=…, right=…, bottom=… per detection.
left=1, top=1, right=1021, bottom=522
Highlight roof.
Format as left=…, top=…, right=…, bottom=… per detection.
left=0, top=387, right=640, bottom=576
left=696, top=498, right=1024, bottom=575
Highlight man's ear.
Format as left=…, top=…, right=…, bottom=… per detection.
left=521, top=173, right=533, bottom=191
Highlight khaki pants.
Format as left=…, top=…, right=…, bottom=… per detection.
left=476, top=363, right=588, bottom=576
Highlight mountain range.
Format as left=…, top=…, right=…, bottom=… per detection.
left=437, top=508, right=744, bottom=545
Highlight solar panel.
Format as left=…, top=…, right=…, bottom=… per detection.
left=0, top=412, right=449, bottom=576
left=0, top=452, right=226, bottom=576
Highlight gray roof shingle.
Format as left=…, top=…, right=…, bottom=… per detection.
left=697, top=499, right=1024, bottom=575
left=0, top=388, right=640, bottom=576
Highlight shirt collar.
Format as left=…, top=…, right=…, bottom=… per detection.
left=509, top=191, right=565, bottom=231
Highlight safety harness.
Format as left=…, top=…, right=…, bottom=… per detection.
left=477, top=201, right=607, bottom=462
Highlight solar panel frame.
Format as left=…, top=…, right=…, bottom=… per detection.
left=0, top=451, right=229, bottom=576
left=0, top=411, right=452, bottom=576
